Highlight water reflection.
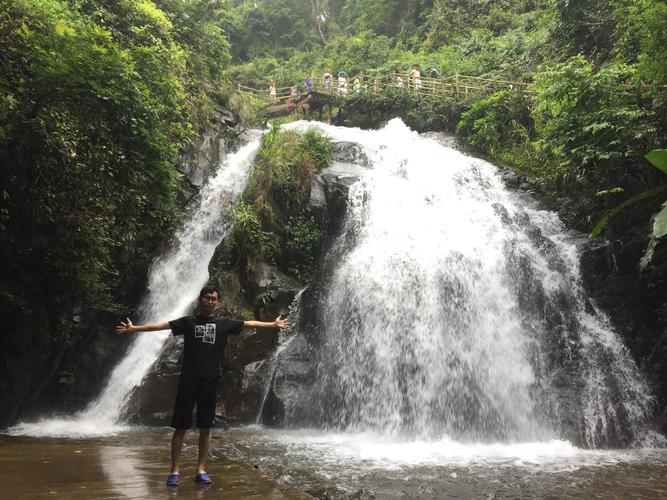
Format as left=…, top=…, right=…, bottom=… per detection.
left=166, top=483, right=213, bottom=498
left=98, top=445, right=151, bottom=498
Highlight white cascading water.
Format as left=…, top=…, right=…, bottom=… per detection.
left=7, top=131, right=263, bottom=437
left=277, top=119, right=654, bottom=448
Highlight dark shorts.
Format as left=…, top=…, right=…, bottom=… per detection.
left=171, top=376, right=220, bottom=429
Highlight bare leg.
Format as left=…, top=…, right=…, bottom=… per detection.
left=197, top=428, right=211, bottom=473
left=170, top=429, right=187, bottom=474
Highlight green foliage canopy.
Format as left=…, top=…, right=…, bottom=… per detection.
left=531, top=57, right=659, bottom=190
left=0, top=0, right=231, bottom=316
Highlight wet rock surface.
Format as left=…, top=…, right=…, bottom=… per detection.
left=2, top=307, right=134, bottom=426
left=420, top=131, right=466, bottom=151
left=43, top=307, right=134, bottom=413
left=177, top=106, right=243, bottom=203
left=310, top=161, right=369, bottom=237
left=331, top=141, right=371, bottom=166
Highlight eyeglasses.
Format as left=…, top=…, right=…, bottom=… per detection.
left=201, top=296, right=219, bottom=303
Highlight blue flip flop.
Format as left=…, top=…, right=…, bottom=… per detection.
left=195, top=472, right=212, bottom=484
left=166, top=473, right=180, bottom=486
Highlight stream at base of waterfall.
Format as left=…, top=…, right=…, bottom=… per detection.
left=1, top=427, right=666, bottom=499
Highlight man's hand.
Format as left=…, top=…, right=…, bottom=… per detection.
left=275, top=315, right=290, bottom=330
left=115, top=318, right=135, bottom=334
left=242, top=317, right=291, bottom=330
left=114, top=319, right=170, bottom=334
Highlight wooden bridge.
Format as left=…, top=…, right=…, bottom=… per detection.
left=237, top=72, right=531, bottom=105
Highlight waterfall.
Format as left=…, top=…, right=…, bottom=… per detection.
left=7, top=131, right=262, bottom=437
left=276, top=119, right=654, bottom=448
left=7, top=118, right=655, bottom=448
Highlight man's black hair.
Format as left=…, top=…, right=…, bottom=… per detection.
left=199, top=285, right=220, bottom=298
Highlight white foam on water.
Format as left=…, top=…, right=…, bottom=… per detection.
left=248, top=427, right=660, bottom=472
left=5, top=419, right=130, bottom=438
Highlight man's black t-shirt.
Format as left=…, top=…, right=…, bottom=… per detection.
left=168, top=315, right=244, bottom=378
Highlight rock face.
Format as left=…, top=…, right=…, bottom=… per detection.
left=0, top=307, right=134, bottom=427
left=310, top=161, right=369, bottom=237
left=0, top=312, right=72, bottom=427
left=130, top=262, right=302, bottom=425
left=575, top=219, right=667, bottom=437
left=31, top=308, right=135, bottom=418
left=177, top=107, right=243, bottom=203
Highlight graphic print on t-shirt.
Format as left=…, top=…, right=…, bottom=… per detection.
left=202, top=323, right=216, bottom=344
left=195, top=323, right=217, bottom=344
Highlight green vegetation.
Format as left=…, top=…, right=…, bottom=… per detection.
left=588, top=149, right=667, bottom=263
left=531, top=59, right=659, bottom=191
left=232, top=127, right=331, bottom=281
left=456, top=90, right=536, bottom=171
left=0, top=0, right=233, bottom=340
left=344, top=88, right=466, bottom=132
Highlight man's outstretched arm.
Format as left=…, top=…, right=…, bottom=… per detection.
left=116, top=318, right=171, bottom=334
left=243, top=315, right=290, bottom=330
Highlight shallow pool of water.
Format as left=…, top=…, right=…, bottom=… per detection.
left=215, top=426, right=667, bottom=498
left=2, top=426, right=666, bottom=499
left=0, top=428, right=307, bottom=500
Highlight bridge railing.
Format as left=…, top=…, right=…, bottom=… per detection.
left=238, top=72, right=532, bottom=102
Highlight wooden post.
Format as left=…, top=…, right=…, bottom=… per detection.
left=374, top=76, right=378, bottom=94
left=455, top=73, right=459, bottom=99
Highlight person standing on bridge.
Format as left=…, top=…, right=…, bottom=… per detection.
left=115, top=285, right=289, bottom=488
left=396, top=74, right=404, bottom=88
left=289, top=84, right=297, bottom=102
left=323, top=68, right=333, bottom=92
left=410, top=64, right=422, bottom=93
left=337, top=71, right=348, bottom=97
left=269, top=80, right=276, bottom=101
left=306, top=74, right=313, bottom=94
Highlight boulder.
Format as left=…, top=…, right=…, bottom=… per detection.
left=331, top=141, right=371, bottom=166
left=310, top=161, right=369, bottom=236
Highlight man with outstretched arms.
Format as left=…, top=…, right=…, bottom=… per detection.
left=115, top=285, right=289, bottom=487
